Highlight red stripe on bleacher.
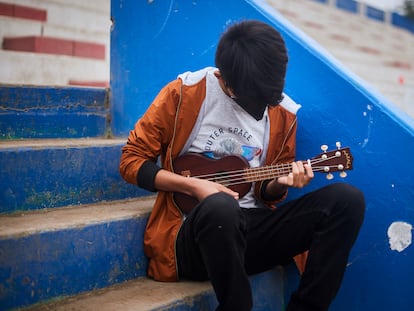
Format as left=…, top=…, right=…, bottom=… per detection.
left=0, top=2, right=47, bottom=21
left=2, top=36, right=105, bottom=60
left=0, top=3, right=13, bottom=16
left=68, top=80, right=109, bottom=88
left=73, top=41, right=106, bottom=59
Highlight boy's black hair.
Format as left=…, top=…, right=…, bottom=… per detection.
left=215, top=20, right=288, bottom=120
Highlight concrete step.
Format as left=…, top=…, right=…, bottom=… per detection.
left=0, top=0, right=110, bottom=86
left=0, top=10, right=108, bottom=45
left=0, top=15, right=43, bottom=40
left=0, top=49, right=108, bottom=86
left=20, top=268, right=288, bottom=311
left=0, top=85, right=109, bottom=139
left=24, top=277, right=215, bottom=311
left=0, top=196, right=154, bottom=310
left=267, top=0, right=414, bottom=119
left=0, top=195, right=294, bottom=310
left=0, top=16, right=110, bottom=78
left=0, top=138, right=145, bottom=214
left=8, top=0, right=109, bottom=34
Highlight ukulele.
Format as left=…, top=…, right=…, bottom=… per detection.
left=172, top=143, right=353, bottom=214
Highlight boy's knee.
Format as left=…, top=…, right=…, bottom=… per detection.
left=197, top=192, right=243, bottom=225
left=329, top=183, right=366, bottom=226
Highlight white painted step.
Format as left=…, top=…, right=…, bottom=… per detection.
left=7, top=0, right=110, bottom=33
left=0, top=49, right=108, bottom=85
left=0, top=0, right=110, bottom=86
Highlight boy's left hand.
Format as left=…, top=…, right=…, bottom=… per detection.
left=277, top=161, right=314, bottom=188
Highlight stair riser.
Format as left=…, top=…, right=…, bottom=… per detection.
left=0, top=86, right=108, bottom=139
left=0, top=144, right=145, bottom=213
left=0, top=50, right=109, bottom=86
left=0, top=216, right=149, bottom=310
left=1, top=113, right=107, bottom=139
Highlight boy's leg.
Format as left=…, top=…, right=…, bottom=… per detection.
left=244, top=183, right=365, bottom=311
left=176, top=192, right=252, bottom=311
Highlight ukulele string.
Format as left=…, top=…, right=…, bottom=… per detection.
left=219, top=166, right=337, bottom=187
left=193, top=156, right=336, bottom=180
left=191, top=154, right=341, bottom=186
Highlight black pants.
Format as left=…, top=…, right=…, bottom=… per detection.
left=176, top=183, right=365, bottom=311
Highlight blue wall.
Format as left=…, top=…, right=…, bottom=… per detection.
left=110, top=0, right=414, bottom=310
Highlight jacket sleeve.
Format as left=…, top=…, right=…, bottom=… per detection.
left=119, top=79, right=182, bottom=190
left=255, top=107, right=298, bottom=207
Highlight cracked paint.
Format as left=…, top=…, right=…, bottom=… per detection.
left=387, top=221, right=413, bottom=252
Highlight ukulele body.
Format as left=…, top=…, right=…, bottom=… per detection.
left=172, top=153, right=251, bottom=214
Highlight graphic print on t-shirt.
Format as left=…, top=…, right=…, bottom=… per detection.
left=202, top=128, right=262, bottom=161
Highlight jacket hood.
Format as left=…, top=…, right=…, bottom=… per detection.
left=177, top=67, right=216, bottom=86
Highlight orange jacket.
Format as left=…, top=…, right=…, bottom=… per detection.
left=120, top=73, right=299, bottom=281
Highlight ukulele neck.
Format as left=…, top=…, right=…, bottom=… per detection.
left=243, top=162, right=301, bottom=182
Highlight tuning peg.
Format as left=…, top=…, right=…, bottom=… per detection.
left=336, top=141, right=341, bottom=149
left=326, top=173, right=334, bottom=180
left=321, top=145, right=328, bottom=159
left=340, top=171, right=347, bottom=178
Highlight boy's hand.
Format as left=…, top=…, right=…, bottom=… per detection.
left=190, top=178, right=239, bottom=201
left=277, top=161, right=314, bottom=188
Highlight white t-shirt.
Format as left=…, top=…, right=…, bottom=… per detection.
left=185, top=69, right=269, bottom=208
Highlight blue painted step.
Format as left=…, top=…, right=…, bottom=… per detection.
left=0, top=197, right=153, bottom=310
left=0, top=85, right=109, bottom=139
left=0, top=196, right=297, bottom=310
left=0, top=139, right=146, bottom=214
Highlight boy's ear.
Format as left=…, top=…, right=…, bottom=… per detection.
left=214, top=70, right=227, bottom=90
left=214, top=70, right=221, bottom=78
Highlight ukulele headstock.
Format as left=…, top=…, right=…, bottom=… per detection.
left=311, top=142, right=353, bottom=180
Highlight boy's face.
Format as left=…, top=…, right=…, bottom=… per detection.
left=214, top=70, right=267, bottom=121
